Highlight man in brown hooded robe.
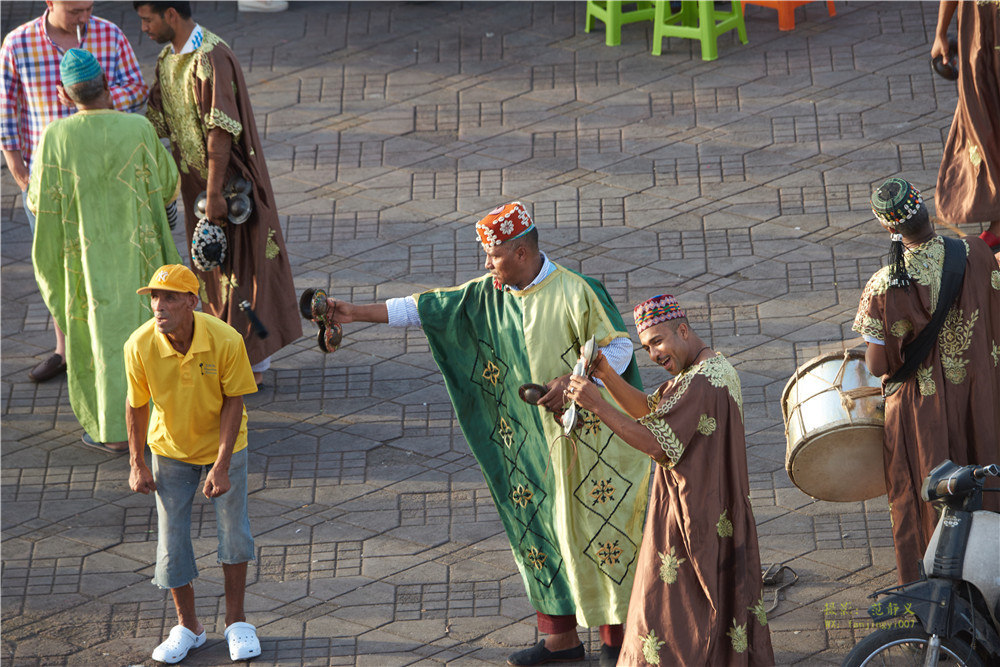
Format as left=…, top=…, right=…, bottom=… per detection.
left=135, top=1, right=301, bottom=383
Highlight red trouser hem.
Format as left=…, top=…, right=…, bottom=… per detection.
left=535, top=612, right=623, bottom=647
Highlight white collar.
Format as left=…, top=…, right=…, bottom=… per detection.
left=172, top=24, right=204, bottom=54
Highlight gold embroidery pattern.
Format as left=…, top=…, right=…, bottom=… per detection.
left=992, top=342, right=999, bottom=367
left=916, top=365, right=936, bottom=396
left=728, top=620, right=748, bottom=653
left=265, top=228, right=280, bottom=259
left=647, top=390, right=660, bottom=412
left=750, top=596, right=768, bottom=626
left=525, top=546, right=546, bottom=570
left=939, top=307, right=979, bottom=384
left=890, top=319, right=913, bottom=339
left=589, top=478, right=616, bottom=505
left=717, top=509, right=733, bottom=538
left=969, top=143, right=982, bottom=168
left=641, top=630, right=666, bottom=664
left=853, top=313, right=884, bottom=341
left=991, top=270, right=1000, bottom=291
left=197, top=274, right=209, bottom=303
left=156, top=30, right=227, bottom=179
left=697, top=414, right=716, bottom=435
left=205, top=107, right=243, bottom=140
left=498, top=417, right=513, bottom=449
left=511, top=484, right=533, bottom=508
left=482, top=360, right=500, bottom=385
left=597, top=540, right=622, bottom=566
left=658, top=546, right=685, bottom=584
left=582, top=411, right=601, bottom=435
left=219, top=273, right=238, bottom=303
left=701, top=356, right=743, bottom=419
left=645, top=420, right=685, bottom=469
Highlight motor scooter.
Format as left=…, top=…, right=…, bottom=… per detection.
left=842, top=460, right=1000, bottom=667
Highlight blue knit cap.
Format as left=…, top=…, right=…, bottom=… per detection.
left=60, top=48, right=102, bottom=87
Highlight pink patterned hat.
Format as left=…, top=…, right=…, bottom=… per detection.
left=634, top=294, right=685, bottom=334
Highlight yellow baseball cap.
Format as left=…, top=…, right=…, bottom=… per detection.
left=137, top=264, right=199, bottom=295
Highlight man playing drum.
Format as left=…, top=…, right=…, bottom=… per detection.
left=566, top=294, right=774, bottom=667
left=852, top=177, right=1000, bottom=584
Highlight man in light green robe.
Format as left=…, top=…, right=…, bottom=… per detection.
left=28, top=49, right=180, bottom=451
left=326, top=203, right=651, bottom=666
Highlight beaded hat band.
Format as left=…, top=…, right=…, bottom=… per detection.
left=634, top=294, right=685, bottom=334
left=871, top=177, right=922, bottom=230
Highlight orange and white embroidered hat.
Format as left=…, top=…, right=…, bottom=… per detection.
left=137, top=264, right=200, bottom=295
left=475, top=202, right=534, bottom=248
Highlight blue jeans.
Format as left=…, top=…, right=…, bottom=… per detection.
left=151, top=448, right=255, bottom=589
left=23, top=193, right=35, bottom=235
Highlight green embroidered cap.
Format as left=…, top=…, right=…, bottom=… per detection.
left=60, top=48, right=102, bottom=87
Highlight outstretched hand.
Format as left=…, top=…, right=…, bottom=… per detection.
left=325, top=297, right=354, bottom=323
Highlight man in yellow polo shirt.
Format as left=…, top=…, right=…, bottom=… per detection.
left=125, top=264, right=260, bottom=665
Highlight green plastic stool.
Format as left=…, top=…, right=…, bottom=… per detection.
left=585, top=1, right=655, bottom=47
left=651, top=0, right=748, bottom=61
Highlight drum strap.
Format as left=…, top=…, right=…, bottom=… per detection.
left=887, top=236, right=967, bottom=385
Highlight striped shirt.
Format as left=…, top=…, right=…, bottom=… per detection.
left=0, top=11, right=147, bottom=169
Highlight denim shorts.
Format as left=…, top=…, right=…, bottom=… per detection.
left=151, top=447, right=255, bottom=589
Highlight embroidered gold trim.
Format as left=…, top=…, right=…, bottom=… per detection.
left=853, top=313, right=884, bottom=341
left=205, top=107, right=243, bottom=140
left=658, top=546, right=685, bottom=584
left=991, top=270, right=1000, bottom=291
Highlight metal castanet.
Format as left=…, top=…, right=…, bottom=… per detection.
left=781, top=350, right=886, bottom=502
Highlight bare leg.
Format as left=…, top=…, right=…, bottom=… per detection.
left=223, top=562, right=248, bottom=627
left=543, top=628, right=582, bottom=651
left=170, top=582, right=204, bottom=635
left=54, top=320, right=65, bottom=357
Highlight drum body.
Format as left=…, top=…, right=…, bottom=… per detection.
left=781, top=350, right=886, bottom=502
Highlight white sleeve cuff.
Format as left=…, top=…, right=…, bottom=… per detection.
left=386, top=296, right=422, bottom=328
left=863, top=335, right=885, bottom=346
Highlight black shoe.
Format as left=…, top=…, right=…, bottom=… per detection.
left=28, top=353, right=66, bottom=382
left=599, top=643, right=621, bottom=667
left=507, top=641, right=585, bottom=666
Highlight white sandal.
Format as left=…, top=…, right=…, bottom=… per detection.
left=151, top=625, right=206, bottom=664
left=224, top=621, right=261, bottom=661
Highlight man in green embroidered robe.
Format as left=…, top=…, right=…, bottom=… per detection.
left=134, top=1, right=301, bottom=384
left=28, top=48, right=181, bottom=451
left=853, top=178, right=1000, bottom=584
left=567, top=294, right=774, bottom=666
left=326, top=203, right=651, bottom=667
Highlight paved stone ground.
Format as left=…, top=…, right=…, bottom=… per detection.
left=2, top=1, right=980, bottom=665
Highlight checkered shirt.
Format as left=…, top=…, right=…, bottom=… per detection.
left=0, top=11, right=147, bottom=170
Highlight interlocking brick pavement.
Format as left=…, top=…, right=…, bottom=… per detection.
left=3, top=1, right=979, bottom=665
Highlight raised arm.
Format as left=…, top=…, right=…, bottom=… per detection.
left=566, top=373, right=661, bottom=458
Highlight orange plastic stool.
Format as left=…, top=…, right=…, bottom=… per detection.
left=585, top=1, right=656, bottom=47
left=741, top=0, right=835, bottom=31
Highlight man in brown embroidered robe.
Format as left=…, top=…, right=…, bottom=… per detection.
left=567, top=294, right=773, bottom=667
left=134, top=1, right=300, bottom=383
left=853, top=177, right=1000, bottom=584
